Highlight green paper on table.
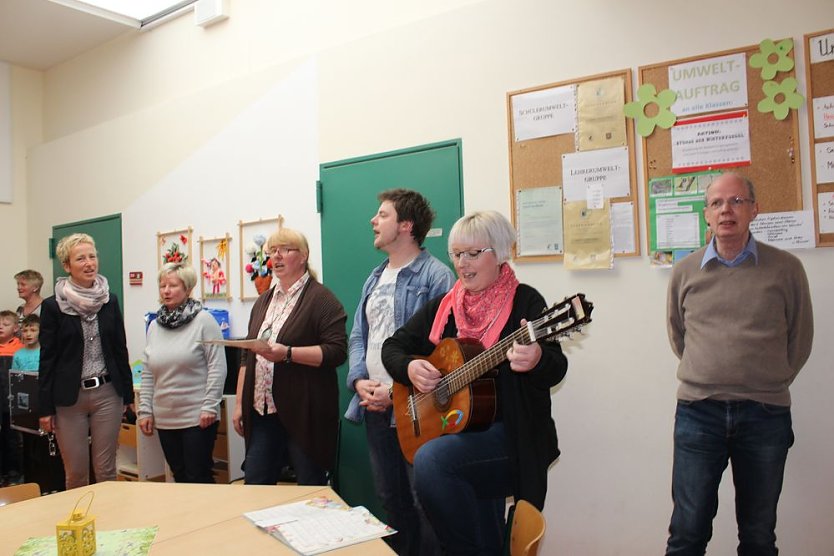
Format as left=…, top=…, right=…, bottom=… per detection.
left=15, top=527, right=158, bottom=556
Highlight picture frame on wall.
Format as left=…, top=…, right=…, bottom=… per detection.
left=198, top=233, right=232, bottom=301
left=157, top=227, right=193, bottom=270
left=238, top=216, right=282, bottom=301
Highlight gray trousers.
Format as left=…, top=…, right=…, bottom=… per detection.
left=54, top=382, right=123, bottom=489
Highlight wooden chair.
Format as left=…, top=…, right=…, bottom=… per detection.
left=0, top=482, right=41, bottom=505
left=509, top=499, right=546, bottom=556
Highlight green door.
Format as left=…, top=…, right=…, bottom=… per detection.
left=320, top=140, right=464, bottom=516
left=51, top=214, right=123, bottom=303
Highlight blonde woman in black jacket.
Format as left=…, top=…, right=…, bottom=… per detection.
left=39, top=233, right=134, bottom=489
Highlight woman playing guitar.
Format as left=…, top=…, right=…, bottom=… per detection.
left=382, top=211, right=569, bottom=556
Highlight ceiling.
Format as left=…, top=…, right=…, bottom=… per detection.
left=0, top=0, right=133, bottom=71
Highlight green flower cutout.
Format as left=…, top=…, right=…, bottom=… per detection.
left=757, top=77, right=804, bottom=121
left=624, top=84, right=677, bottom=137
left=749, top=38, right=795, bottom=80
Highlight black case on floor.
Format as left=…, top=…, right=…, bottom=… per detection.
left=9, top=370, right=40, bottom=434
left=9, top=370, right=65, bottom=493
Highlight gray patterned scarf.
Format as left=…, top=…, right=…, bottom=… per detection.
left=156, top=298, right=203, bottom=329
left=55, top=275, right=110, bottom=320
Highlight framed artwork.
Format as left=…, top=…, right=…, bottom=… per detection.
left=238, top=216, right=283, bottom=301
left=199, top=234, right=232, bottom=301
left=157, top=227, right=193, bottom=270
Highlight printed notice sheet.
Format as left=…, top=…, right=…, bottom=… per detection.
left=671, top=111, right=751, bottom=173
left=652, top=195, right=703, bottom=250
left=749, top=211, right=815, bottom=250
left=244, top=497, right=394, bottom=555
left=516, top=187, right=563, bottom=256
left=576, top=76, right=626, bottom=151
left=562, top=146, right=630, bottom=202
left=819, top=191, right=834, bottom=234
left=813, top=96, right=834, bottom=140
left=199, top=338, right=269, bottom=350
left=611, top=202, right=635, bottom=254
left=810, top=32, right=834, bottom=64
left=562, top=201, right=613, bottom=270
left=668, top=53, right=748, bottom=116
left=512, top=84, right=576, bottom=142
left=815, top=142, right=834, bottom=184
left=647, top=172, right=715, bottom=265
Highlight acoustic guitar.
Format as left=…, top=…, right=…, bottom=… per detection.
left=393, top=293, right=593, bottom=463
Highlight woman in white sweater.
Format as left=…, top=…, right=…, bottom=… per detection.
left=138, top=263, right=227, bottom=483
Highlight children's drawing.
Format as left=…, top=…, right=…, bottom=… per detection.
left=198, top=234, right=232, bottom=301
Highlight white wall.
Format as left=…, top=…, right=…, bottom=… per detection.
left=18, top=0, right=834, bottom=553
left=0, top=63, right=41, bottom=313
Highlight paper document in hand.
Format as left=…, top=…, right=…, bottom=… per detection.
left=197, top=338, right=269, bottom=350
left=244, top=497, right=395, bottom=555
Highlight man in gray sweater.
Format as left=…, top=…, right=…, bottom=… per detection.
left=665, top=172, right=814, bottom=556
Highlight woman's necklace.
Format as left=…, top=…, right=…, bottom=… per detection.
left=259, top=286, right=301, bottom=341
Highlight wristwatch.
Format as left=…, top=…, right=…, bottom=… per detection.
left=284, top=345, right=293, bottom=364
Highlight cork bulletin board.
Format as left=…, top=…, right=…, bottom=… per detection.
left=506, top=69, right=640, bottom=263
left=805, top=28, right=834, bottom=247
left=638, top=43, right=803, bottom=254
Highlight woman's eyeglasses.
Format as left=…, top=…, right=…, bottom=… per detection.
left=448, top=248, right=495, bottom=261
left=267, top=247, right=299, bottom=256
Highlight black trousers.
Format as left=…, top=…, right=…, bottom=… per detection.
left=157, top=423, right=219, bottom=483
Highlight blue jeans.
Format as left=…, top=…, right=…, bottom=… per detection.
left=666, top=400, right=794, bottom=556
left=157, top=423, right=218, bottom=483
left=244, top=411, right=327, bottom=485
left=365, top=409, right=440, bottom=556
left=414, top=421, right=510, bottom=556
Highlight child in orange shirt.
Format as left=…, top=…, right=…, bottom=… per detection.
left=0, top=310, right=23, bottom=484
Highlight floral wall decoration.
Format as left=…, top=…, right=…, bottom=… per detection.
left=199, top=233, right=232, bottom=301
left=750, top=38, right=804, bottom=121
left=624, top=84, right=678, bottom=137
left=157, top=227, right=193, bottom=270
left=238, top=216, right=283, bottom=301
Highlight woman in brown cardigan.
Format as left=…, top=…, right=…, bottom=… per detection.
left=232, top=227, right=347, bottom=485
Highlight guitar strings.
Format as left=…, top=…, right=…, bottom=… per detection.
left=406, top=319, right=537, bottom=415
left=405, top=301, right=579, bottom=418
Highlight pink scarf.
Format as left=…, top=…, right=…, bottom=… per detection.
left=429, top=263, right=519, bottom=348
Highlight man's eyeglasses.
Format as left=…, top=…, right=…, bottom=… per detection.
left=706, top=197, right=755, bottom=210
left=448, top=248, right=495, bottom=261
left=267, top=247, right=299, bottom=256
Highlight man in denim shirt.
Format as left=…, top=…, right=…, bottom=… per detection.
left=345, top=189, right=454, bottom=556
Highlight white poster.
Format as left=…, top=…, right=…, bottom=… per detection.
left=810, top=32, right=834, bottom=64
left=813, top=96, right=834, bottom=139
left=669, top=53, right=748, bottom=116
left=562, top=146, right=630, bottom=202
left=512, top=85, right=576, bottom=142
left=671, top=111, right=751, bottom=172
left=815, top=142, right=834, bottom=184
left=516, top=186, right=564, bottom=256
left=611, top=202, right=635, bottom=254
left=749, top=211, right=815, bottom=250
left=819, top=192, right=834, bottom=234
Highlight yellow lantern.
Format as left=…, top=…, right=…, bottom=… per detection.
left=56, top=491, right=96, bottom=556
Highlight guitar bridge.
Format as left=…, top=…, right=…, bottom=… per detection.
left=407, top=394, right=421, bottom=437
